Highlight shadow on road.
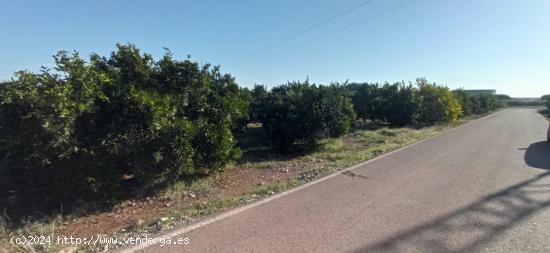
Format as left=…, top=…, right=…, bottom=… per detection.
left=524, top=141, right=550, bottom=170
left=351, top=142, right=550, bottom=253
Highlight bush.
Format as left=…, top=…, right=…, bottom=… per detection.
left=541, top=95, right=550, bottom=109
left=348, top=82, right=418, bottom=125
left=348, top=83, right=380, bottom=121
left=0, top=44, right=248, bottom=207
left=317, top=85, right=356, bottom=136
left=254, top=81, right=355, bottom=152
left=378, top=82, right=418, bottom=126
left=505, top=100, right=545, bottom=107
left=453, top=89, right=474, bottom=116
left=249, top=85, right=270, bottom=122
left=478, top=93, right=500, bottom=112
left=348, top=80, right=465, bottom=126
left=453, top=89, right=506, bottom=116
left=416, top=78, right=462, bottom=123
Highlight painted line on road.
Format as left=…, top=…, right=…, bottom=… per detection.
left=118, top=109, right=507, bottom=253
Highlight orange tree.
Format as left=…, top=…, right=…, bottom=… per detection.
left=0, top=44, right=249, bottom=211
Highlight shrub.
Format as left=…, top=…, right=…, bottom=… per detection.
left=505, top=100, right=545, bottom=107
left=317, top=85, right=356, bottom=136
left=249, top=85, right=270, bottom=122
left=453, top=89, right=506, bottom=115
left=453, top=89, right=474, bottom=116
left=349, top=83, right=380, bottom=121
left=478, top=94, right=497, bottom=112
left=416, top=78, right=462, bottom=123
left=541, top=95, right=550, bottom=109
left=255, top=81, right=355, bottom=152
left=0, top=44, right=248, bottom=207
left=495, top=94, right=511, bottom=101
left=348, top=82, right=419, bottom=126
left=379, top=82, right=419, bottom=126
left=348, top=80, right=466, bottom=126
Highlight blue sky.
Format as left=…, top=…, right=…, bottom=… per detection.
left=1, top=0, right=549, bottom=97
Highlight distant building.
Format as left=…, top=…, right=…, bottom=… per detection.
left=464, top=89, right=496, bottom=95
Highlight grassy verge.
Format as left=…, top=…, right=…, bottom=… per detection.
left=0, top=114, right=485, bottom=252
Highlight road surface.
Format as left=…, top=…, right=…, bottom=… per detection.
left=132, top=108, right=550, bottom=253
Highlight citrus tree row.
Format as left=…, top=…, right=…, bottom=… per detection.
left=0, top=44, right=249, bottom=207
left=0, top=44, right=504, bottom=209
left=250, top=79, right=503, bottom=151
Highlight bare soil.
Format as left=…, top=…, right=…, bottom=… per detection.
left=60, top=156, right=318, bottom=239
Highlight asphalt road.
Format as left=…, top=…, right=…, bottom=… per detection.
left=132, top=108, right=550, bottom=253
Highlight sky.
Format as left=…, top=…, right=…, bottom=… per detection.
left=0, top=0, right=549, bottom=97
